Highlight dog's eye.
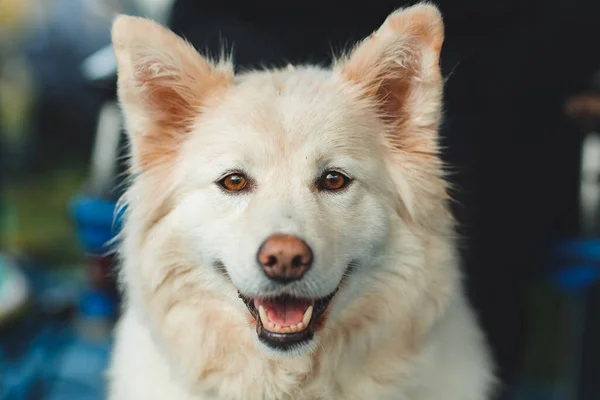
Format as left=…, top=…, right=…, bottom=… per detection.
left=219, top=173, right=249, bottom=192
left=318, top=170, right=351, bottom=192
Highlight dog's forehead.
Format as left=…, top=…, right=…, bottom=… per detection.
left=197, top=69, right=379, bottom=158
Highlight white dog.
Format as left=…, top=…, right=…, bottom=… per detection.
left=108, top=3, right=495, bottom=399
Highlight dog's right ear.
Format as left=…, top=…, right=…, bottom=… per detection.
left=111, top=16, right=233, bottom=172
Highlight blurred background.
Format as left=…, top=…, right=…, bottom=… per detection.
left=1, top=0, right=600, bottom=399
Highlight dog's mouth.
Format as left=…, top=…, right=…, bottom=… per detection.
left=238, top=291, right=337, bottom=350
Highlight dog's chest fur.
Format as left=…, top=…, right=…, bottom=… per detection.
left=109, top=289, right=493, bottom=400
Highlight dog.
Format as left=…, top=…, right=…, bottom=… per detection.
left=108, top=4, right=495, bottom=399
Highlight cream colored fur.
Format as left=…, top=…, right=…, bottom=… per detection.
left=108, top=4, right=496, bottom=399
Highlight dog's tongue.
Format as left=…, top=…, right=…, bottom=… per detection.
left=255, top=298, right=311, bottom=327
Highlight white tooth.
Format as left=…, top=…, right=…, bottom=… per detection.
left=258, top=305, right=268, bottom=325
left=289, top=324, right=297, bottom=332
left=269, top=322, right=276, bottom=330
left=296, top=322, right=305, bottom=331
left=275, top=324, right=281, bottom=331
left=302, top=306, right=313, bottom=326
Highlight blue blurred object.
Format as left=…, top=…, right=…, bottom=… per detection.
left=551, top=239, right=600, bottom=293
left=70, top=196, right=122, bottom=255
left=1, top=326, right=112, bottom=400
left=0, top=262, right=113, bottom=400
left=43, top=333, right=111, bottom=400
left=554, top=239, right=600, bottom=265
left=80, top=290, right=117, bottom=320
left=544, top=239, right=600, bottom=400
left=552, top=265, right=600, bottom=293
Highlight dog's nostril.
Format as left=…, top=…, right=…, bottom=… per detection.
left=266, top=255, right=278, bottom=267
left=257, top=234, right=313, bottom=282
left=291, top=255, right=303, bottom=268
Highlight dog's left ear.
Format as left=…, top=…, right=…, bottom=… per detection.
left=111, top=15, right=233, bottom=172
left=334, top=4, right=449, bottom=232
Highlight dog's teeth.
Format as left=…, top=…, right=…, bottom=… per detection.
left=302, top=306, right=313, bottom=326
left=258, top=305, right=268, bottom=325
left=258, top=305, right=313, bottom=333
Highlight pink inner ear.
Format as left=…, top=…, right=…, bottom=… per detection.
left=123, top=51, right=232, bottom=171
left=337, top=39, right=424, bottom=150
left=133, top=58, right=197, bottom=131
left=372, top=59, right=418, bottom=131
left=335, top=4, right=444, bottom=126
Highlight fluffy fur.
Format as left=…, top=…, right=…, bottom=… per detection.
left=108, top=4, right=495, bottom=399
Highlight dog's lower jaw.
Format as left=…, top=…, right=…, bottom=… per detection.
left=254, top=333, right=320, bottom=360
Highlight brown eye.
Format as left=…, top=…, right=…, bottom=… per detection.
left=219, top=173, right=249, bottom=192
left=318, top=171, right=351, bottom=191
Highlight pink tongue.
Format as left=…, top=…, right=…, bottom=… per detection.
left=255, top=298, right=311, bottom=327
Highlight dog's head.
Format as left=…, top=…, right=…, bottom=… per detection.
left=113, top=4, right=451, bottom=361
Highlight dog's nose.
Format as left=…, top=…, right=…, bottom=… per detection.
left=257, top=234, right=313, bottom=283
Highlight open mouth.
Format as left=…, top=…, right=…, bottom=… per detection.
left=238, top=291, right=337, bottom=351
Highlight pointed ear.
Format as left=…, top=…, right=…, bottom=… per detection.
left=334, top=4, right=450, bottom=233
left=111, top=15, right=233, bottom=172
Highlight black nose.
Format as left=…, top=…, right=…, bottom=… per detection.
left=257, top=234, right=313, bottom=283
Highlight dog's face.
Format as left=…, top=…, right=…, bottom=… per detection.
left=113, top=4, right=448, bottom=360
left=174, top=70, right=396, bottom=355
